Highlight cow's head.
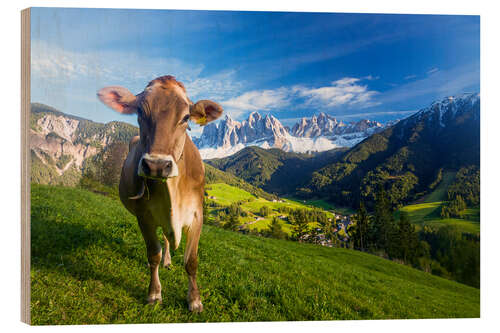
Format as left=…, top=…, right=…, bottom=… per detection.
left=98, top=75, right=223, bottom=179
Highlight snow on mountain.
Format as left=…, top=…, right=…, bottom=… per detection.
left=291, top=112, right=384, bottom=138
left=290, top=112, right=382, bottom=138
left=406, top=92, right=480, bottom=128
left=194, top=112, right=288, bottom=149
left=194, top=111, right=388, bottom=159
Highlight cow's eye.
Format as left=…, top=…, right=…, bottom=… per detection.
left=182, top=114, right=190, bottom=123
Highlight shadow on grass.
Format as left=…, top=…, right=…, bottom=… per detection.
left=31, top=205, right=149, bottom=304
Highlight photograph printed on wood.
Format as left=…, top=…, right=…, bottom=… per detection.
left=22, top=7, right=480, bottom=324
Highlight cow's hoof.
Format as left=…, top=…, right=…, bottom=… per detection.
left=188, top=300, right=203, bottom=313
left=163, top=263, right=172, bottom=270
left=147, top=294, right=162, bottom=305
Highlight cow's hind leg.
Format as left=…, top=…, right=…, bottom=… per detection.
left=138, top=217, right=162, bottom=304
left=162, top=233, right=172, bottom=269
left=184, top=216, right=203, bottom=312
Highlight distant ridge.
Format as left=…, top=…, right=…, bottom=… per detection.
left=300, top=93, right=480, bottom=208
left=194, top=111, right=387, bottom=159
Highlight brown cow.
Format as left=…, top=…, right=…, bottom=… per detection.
left=97, top=75, right=223, bottom=312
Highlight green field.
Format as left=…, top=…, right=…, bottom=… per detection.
left=422, top=171, right=456, bottom=203
left=205, top=183, right=329, bottom=234
left=204, top=183, right=256, bottom=205
left=397, top=201, right=480, bottom=234
left=395, top=171, right=479, bottom=234
left=283, top=196, right=355, bottom=215
left=30, top=184, right=479, bottom=324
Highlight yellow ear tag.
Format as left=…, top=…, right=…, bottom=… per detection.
left=196, top=116, right=207, bottom=126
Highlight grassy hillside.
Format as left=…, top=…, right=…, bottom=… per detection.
left=397, top=201, right=480, bottom=234
left=421, top=171, right=456, bottom=203
left=395, top=167, right=480, bottom=234
left=31, top=184, right=479, bottom=324
left=31, top=151, right=82, bottom=186
left=204, top=163, right=277, bottom=201
left=205, top=183, right=256, bottom=206
left=394, top=170, right=480, bottom=234
left=205, top=183, right=337, bottom=234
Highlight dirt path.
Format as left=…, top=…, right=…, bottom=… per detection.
left=241, top=216, right=263, bottom=228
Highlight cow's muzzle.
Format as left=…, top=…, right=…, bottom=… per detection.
left=138, top=154, right=179, bottom=179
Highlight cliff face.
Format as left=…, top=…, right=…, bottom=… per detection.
left=30, top=103, right=138, bottom=185
left=31, top=113, right=96, bottom=175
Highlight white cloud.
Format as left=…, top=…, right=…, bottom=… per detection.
left=427, top=67, right=439, bottom=75
left=221, top=87, right=290, bottom=118
left=379, top=63, right=479, bottom=105
left=294, top=77, right=380, bottom=108
left=31, top=40, right=245, bottom=125
left=337, top=110, right=417, bottom=119
left=219, top=76, right=380, bottom=120
left=363, top=75, right=380, bottom=80
left=404, top=74, right=417, bottom=80
left=31, top=39, right=244, bottom=103
left=184, top=70, right=243, bottom=101
left=279, top=110, right=416, bottom=125
left=332, top=77, right=361, bottom=86
left=31, top=40, right=204, bottom=87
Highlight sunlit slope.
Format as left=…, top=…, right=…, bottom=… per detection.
left=31, top=185, right=479, bottom=324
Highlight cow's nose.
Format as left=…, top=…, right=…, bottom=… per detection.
left=141, top=158, right=173, bottom=178
left=163, top=160, right=173, bottom=173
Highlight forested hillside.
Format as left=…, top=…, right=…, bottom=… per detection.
left=299, top=94, right=480, bottom=209
left=206, top=146, right=347, bottom=194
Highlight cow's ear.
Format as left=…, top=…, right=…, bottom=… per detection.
left=97, top=86, right=138, bottom=114
left=190, top=100, right=223, bottom=126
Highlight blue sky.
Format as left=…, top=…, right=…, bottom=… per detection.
left=31, top=8, right=479, bottom=137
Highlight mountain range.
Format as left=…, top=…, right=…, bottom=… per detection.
left=193, top=111, right=387, bottom=159
left=302, top=92, right=480, bottom=207
left=29, top=92, right=479, bottom=209
left=206, top=93, right=480, bottom=208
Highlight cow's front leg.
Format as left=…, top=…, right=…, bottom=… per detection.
left=138, top=217, right=162, bottom=304
left=162, top=233, right=172, bottom=269
left=184, top=221, right=203, bottom=312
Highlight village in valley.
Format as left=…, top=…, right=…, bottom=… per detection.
left=204, top=184, right=356, bottom=248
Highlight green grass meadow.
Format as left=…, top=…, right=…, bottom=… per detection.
left=30, top=184, right=479, bottom=324
left=205, top=183, right=255, bottom=205
left=205, top=183, right=335, bottom=234
left=397, top=202, right=479, bottom=235
left=394, top=171, right=479, bottom=234
left=422, top=171, right=456, bottom=203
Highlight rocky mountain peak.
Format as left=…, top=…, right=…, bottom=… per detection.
left=248, top=111, right=262, bottom=123
left=194, top=111, right=289, bottom=153
left=290, top=113, right=382, bottom=138
left=195, top=110, right=389, bottom=159
left=410, top=92, right=480, bottom=128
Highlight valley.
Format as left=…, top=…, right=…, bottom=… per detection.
left=205, top=183, right=342, bottom=236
